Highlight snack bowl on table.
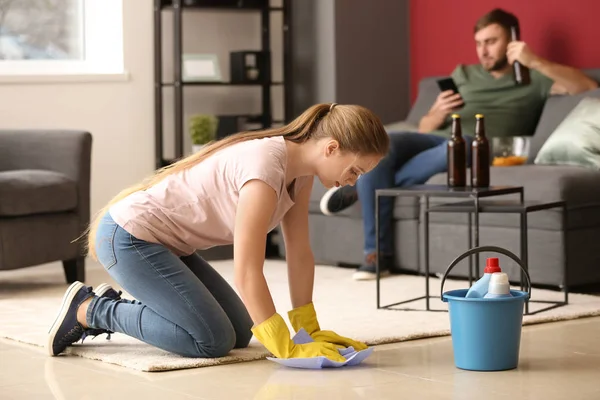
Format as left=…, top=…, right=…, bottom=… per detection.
left=492, top=136, right=531, bottom=167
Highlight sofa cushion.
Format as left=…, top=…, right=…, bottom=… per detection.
left=383, top=120, right=419, bottom=134
left=534, top=97, right=600, bottom=169
left=582, top=68, right=600, bottom=85
left=529, top=88, right=600, bottom=162
left=0, top=170, right=77, bottom=217
left=405, top=77, right=445, bottom=126
left=426, top=165, right=600, bottom=230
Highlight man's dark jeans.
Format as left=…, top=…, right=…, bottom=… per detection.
left=356, top=131, right=472, bottom=256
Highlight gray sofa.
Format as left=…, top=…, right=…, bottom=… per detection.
left=291, top=69, right=600, bottom=290
left=0, top=130, right=92, bottom=283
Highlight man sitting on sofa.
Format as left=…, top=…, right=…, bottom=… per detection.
left=320, top=8, right=598, bottom=281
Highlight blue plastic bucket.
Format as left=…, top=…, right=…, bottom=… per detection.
left=441, top=246, right=531, bottom=372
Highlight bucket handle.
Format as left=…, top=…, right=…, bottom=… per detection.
left=440, top=246, right=531, bottom=302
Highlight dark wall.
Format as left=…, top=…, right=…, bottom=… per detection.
left=335, top=0, right=410, bottom=124
left=291, top=0, right=411, bottom=124
left=290, top=0, right=317, bottom=118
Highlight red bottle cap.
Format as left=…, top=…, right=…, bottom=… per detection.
left=484, top=257, right=501, bottom=273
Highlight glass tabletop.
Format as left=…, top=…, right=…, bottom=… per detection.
left=427, top=199, right=565, bottom=213
left=375, top=185, right=523, bottom=198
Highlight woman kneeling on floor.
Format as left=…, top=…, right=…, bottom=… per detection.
left=47, top=103, right=389, bottom=361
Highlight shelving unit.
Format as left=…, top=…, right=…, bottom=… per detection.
left=153, top=0, right=293, bottom=169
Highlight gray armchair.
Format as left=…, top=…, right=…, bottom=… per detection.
left=0, top=130, right=92, bottom=283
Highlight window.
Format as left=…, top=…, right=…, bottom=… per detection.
left=0, top=0, right=123, bottom=77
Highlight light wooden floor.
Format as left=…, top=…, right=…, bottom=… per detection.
left=1, top=314, right=599, bottom=399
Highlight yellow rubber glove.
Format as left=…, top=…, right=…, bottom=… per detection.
left=251, top=313, right=346, bottom=362
left=288, top=302, right=368, bottom=351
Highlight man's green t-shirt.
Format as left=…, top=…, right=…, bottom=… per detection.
left=430, top=64, right=554, bottom=138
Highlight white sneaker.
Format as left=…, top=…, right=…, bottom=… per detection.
left=319, top=185, right=359, bottom=216
left=352, top=254, right=393, bottom=281
left=353, top=266, right=391, bottom=281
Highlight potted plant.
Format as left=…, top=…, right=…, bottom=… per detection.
left=189, top=114, right=218, bottom=153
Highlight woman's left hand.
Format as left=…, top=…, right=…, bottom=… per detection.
left=310, top=329, right=368, bottom=351
left=287, top=302, right=368, bottom=351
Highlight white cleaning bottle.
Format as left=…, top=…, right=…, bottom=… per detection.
left=465, top=257, right=502, bottom=298
left=484, top=272, right=513, bottom=298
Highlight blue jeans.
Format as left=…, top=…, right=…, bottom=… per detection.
left=89, top=211, right=253, bottom=358
left=356, top=132, right=472, bottom=256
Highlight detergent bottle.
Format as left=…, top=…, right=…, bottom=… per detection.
left=465, top=257, right=502, bottom=298
left=484, top=272, right=513, bottom=298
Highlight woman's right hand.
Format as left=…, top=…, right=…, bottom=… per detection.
left=252, top=313, right=346, bottom=362
left=234, top=180, right=344, bottom=363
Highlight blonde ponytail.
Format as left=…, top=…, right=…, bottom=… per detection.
left=84, top=103, right=389, bottom=259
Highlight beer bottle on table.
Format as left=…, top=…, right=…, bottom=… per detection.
left=471, top=113, right=490, bottom=188
left=511, top=25, right=531, bottom=85
left=447, top=114, right=467, bottom=187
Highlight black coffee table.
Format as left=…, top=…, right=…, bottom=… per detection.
left=375, top=185, right=524, bottom=311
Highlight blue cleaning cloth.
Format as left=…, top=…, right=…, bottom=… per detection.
left=266, top=328, right=374, bottom=369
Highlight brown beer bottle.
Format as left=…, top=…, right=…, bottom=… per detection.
left=447, top=114, right=467, bottom=187
left=511, top=26, right=531, bottom=85
left=471, top=114, right=490, bottom=187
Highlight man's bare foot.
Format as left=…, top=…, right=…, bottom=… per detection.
left=77, top=297, right=93, bottom=329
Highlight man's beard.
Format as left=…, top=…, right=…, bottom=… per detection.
left=484, top=56, right=509, bottom=72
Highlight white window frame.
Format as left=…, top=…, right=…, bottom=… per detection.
left=0, top=0, right=127, bottom=82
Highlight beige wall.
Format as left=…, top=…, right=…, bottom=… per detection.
left=160, top=0, right=285, bottom=159
left=0, top=0, right=283, bottom=217
left=1, top=0, right=154, bottom=217
left=0, top=0, right=407, bottom=218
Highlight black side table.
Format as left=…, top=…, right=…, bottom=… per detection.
left=428, top=199, right=569, bottom=315
left=375, top=185, right=523, bottom=311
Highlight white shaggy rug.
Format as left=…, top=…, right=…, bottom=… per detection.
left=1, top=259, right=599, bottom=372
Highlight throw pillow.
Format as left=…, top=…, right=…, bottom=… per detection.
left=534, top=97, right=600, bottom=169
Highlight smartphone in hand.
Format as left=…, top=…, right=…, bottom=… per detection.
left=436, top=77, right=464, bottom=108
left=437, top=77, right=460, bottom=94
